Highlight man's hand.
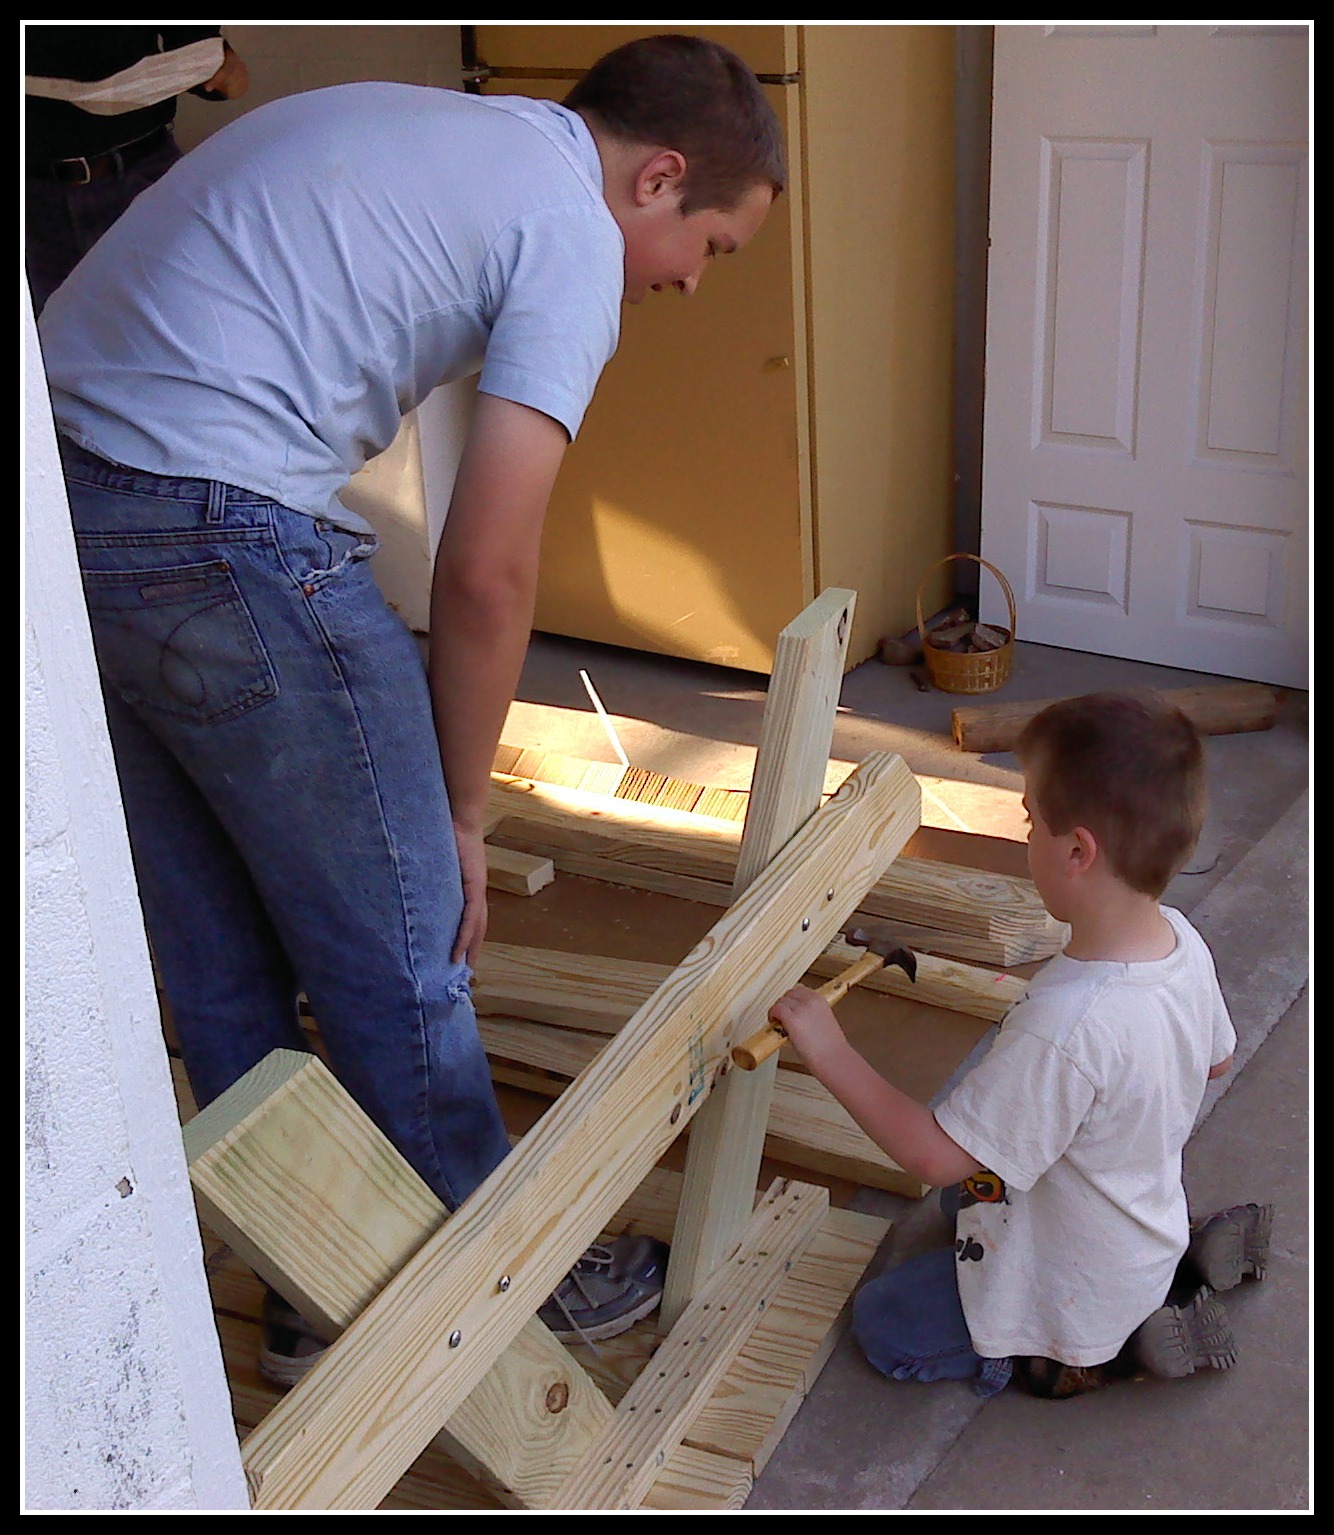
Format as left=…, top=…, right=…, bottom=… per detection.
left=452, top=823, right=490, bottom=968
left=194, top=41, right=249, bottom=101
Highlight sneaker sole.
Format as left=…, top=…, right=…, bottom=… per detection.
left=1190, top=1203, right=1273, bottom=1290
left=1133, top=1289, right=1237, bottom=1379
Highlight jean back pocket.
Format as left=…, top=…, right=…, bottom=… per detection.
left=81, top=559, right=278, bottom=725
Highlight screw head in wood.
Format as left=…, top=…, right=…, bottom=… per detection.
left=498, top=1275, right=511, bottom=1292
left=801, top=917, right=810, bottom=931
left=448, top=1329, right=462, bottom=1347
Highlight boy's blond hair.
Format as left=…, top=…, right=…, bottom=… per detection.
left=1016, top=693, right=1206, bottom=898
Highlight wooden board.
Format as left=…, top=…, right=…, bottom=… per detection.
left=683, top=1205, right=881, bottom=1472
left=950, top=681, right=1280, bottom=754
left=238, top=753, right=918, bottom=1509
left=184, top=1050, right=614, bottom=1510
left=486, top=844, right=555, bottom=895
left=478, top=1014, right=926, bottom=1197
left=666, top=588, right=856, bottom=1327
left=476, top=939, right=1024, bottom=1030
left=486, top=770, right=1066, bottom=965
left=555, top=1178, right=831, bottom=1508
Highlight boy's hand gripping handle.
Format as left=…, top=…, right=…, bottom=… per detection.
left=732, top=950, right=888, bottom=1071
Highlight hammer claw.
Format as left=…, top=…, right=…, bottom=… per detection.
left=845, top=925, right=918, bottom=984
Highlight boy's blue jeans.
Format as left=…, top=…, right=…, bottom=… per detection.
left=60, top=440, right=512, bottom=1210
left=853, top=1247, right=1012, bottom=1398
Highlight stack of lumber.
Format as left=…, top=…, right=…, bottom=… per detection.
left=475, top=752, right=1054, bottom=1200
left=492, top=743, right=751, bottom=821
left=485, top=764, right=1067, bottom=968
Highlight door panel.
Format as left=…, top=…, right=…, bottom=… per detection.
left=982, top=24, right=1308, bottom=686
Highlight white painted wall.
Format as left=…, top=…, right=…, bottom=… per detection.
left=174, top=22, right=465, bottom=152
left=22, top=29, right=473, bottom=1507
left=23, top=296, right=248, bottom=1510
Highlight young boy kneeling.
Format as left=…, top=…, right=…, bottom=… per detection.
left=768, top=693, right=1271, bottom=1400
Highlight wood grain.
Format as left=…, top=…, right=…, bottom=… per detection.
left=184, top=1050, right=612, bottom=1509
left=237, top=752, right=918, bottom=1509
left=554, top=1179, right=830, bottom=1508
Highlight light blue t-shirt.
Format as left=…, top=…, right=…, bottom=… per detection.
left=39, top=83, right=624, bottom=530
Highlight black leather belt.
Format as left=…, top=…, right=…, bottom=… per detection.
left=33, top=123, right=172, bottom=186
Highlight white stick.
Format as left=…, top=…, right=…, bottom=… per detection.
left=579, top=669, right=629, bottom=768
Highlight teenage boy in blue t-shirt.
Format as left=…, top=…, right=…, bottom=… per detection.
left=37, top=34, right=783, bottom=1377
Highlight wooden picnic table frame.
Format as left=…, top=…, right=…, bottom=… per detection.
left=183, top=591, right=923, bottom=1509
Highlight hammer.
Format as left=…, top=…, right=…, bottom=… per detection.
left=731, top=924, right=917, bottom=1071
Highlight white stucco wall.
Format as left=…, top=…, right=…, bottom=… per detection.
left=23, top=297, right=248, bottom=1511
left=21, top=33, right=469, bottom=1506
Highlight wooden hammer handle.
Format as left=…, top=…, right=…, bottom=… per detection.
left=731, top=951, right=887, bottom=1071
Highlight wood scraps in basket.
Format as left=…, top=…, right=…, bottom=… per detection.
left=877, top=611, right=1010, bottom=692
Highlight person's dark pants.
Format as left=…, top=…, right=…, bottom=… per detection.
left=25, top=135, right=181, bottom=315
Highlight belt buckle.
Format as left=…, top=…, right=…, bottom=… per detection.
left=59, top=155, right=95, bottom=186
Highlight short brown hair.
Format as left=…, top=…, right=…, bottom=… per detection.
left=1016, top=693, right=1206, bottom=897
left=565, top=34, right=786, bottom=214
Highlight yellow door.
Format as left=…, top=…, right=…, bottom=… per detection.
left=476, top=27, right=811, bottom=672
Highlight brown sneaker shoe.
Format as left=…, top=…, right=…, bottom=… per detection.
left=1014, top=1355, right=1117, bottom=1399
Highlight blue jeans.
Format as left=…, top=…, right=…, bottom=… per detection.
left=853, top=1247, right=1013, bottom=1399
left=61, top=440, right=512, bottom=1210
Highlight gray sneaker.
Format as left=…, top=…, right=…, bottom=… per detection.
left=539, top=1235, right=670, bottom=1343
left=1130, top=1287, right=1237, bottom=1379
left=1188, top=1203, right=1273, bottom=1291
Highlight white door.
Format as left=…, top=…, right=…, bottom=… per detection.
left=980, top=24, right=1308, bottom=688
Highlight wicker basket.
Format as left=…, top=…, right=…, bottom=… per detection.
left=916, top=554, right=1016, bottom=695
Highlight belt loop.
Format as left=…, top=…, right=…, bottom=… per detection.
left=206, top=480, right=227, bottom=524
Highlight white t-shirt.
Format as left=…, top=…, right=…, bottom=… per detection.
left=40, top=83, right=623, bottom=532
left=934, top=906, right=1236, bottom=1367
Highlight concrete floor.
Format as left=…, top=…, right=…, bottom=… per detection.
left=508, top=627, right=1310, bottom=1513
